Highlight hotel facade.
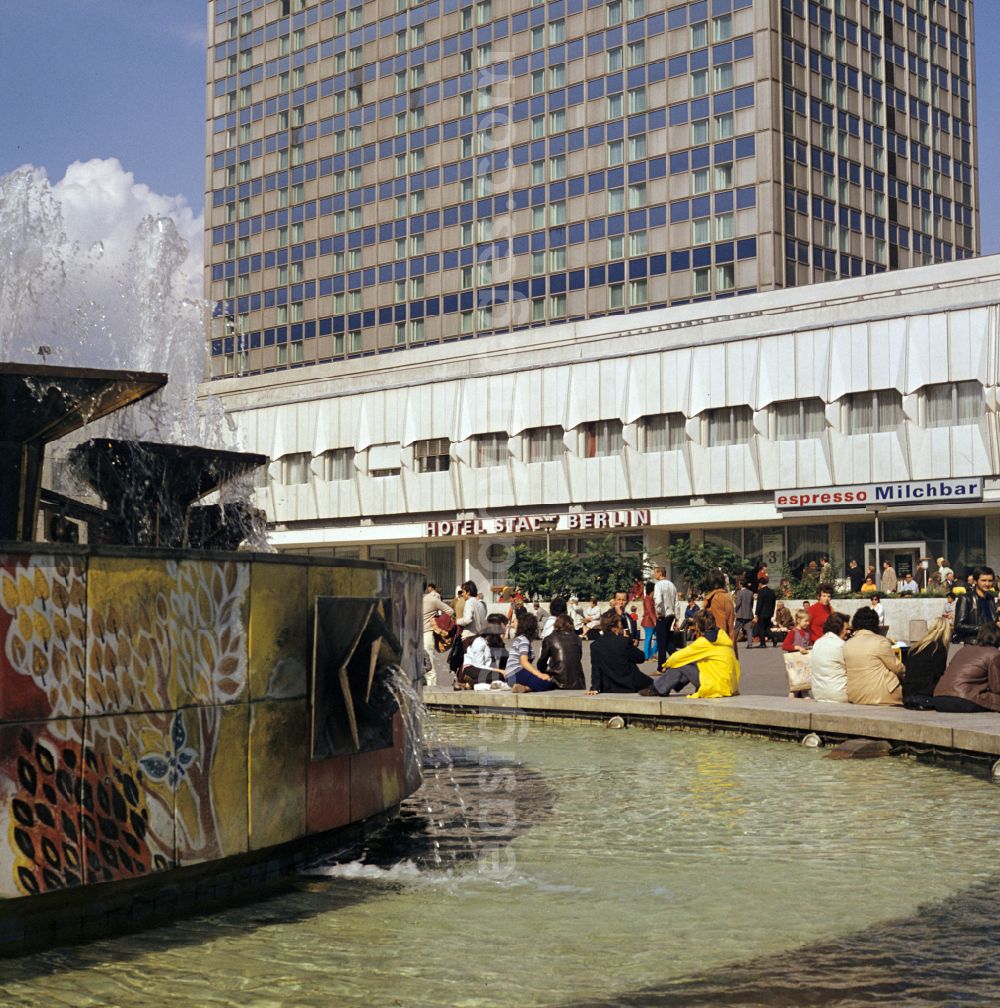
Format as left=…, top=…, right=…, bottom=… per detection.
left=204, top=0, right=978, bottom=377
left=201, top=0, right=987, bottom=592
left=210, top=256, right=1000, bottom=593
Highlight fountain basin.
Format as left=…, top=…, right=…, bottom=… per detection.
left=0, top=543, right=425, bottom=955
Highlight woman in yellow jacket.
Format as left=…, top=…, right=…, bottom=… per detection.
left=640, top=610, right=740, bottom=698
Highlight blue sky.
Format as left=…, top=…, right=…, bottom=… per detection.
left=1, top=1, right=998, bottom=253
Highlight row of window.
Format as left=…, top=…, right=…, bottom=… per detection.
left=269, top=381, right=985, bottom=484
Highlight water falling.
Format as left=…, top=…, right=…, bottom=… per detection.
left=0, top=164, right=255, bottom=526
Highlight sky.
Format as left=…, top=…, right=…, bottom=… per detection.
left=0, top=0, right=998, bottom=253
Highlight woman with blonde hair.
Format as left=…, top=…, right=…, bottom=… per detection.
left=902, top=617, right=952, bottom=710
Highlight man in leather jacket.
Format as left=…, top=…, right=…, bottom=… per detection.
left=954, top=566, right=998, bottom=643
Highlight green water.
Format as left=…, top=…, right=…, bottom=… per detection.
left=2, top=715, right=999, bottom=1007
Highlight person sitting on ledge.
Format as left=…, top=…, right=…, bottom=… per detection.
left=537, top=614, right=585, bottom=690
left=455, top=617, right=509, bottom=690
left=586, top=611, right=652, bottom=695
left=639, top=610, right=740, bottom=699
left=809, top=612, right=851, bottom=703
left=902, top=618, right=952, bottom=710
left=931, top=623, right=1000, bottom=713
left=843, top=606, right=904, bottom=706
left=504, top=613, right=557, bottom=693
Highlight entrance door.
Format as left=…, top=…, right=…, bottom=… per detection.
left=864, top=541, right=925, bottom=584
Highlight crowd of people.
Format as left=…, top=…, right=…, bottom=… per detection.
left=420, top=561, right=1000, bottom=714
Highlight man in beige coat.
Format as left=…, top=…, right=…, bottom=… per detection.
left=843, top=606, right=904, bottom=705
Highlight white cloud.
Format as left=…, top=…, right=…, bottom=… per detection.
left=0, top=159, right=217, bottom=445
left=52, top=158, right=203, bottom=301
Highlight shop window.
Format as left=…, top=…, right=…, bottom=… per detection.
left=472, top=432, right=509, bottom=467
left=581, top=419, right=623, bottom=458
left=321, top=448, right=355, bottom=481
left=523, top=426, right=565, bottom=463
left=704, top=405, right=752, bottom=447
left=844, top=389, right=903, bottom=434
left=639, top=413, right=686, bottom=452
left=414, top=437, right=451, bottom=473
left=921, top=380, right=983, bottom=428
left=773, top=398, right=826, bottom=441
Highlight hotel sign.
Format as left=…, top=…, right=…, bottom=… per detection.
left=425, top=509, right=651, bottom=537
left=775, top=478, right=984, bottom=511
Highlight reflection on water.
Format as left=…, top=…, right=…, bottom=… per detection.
left=2, top=716, right=1000, bottom=1007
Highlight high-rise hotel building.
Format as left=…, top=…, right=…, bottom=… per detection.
left=204, top=0, right=978, bottom=379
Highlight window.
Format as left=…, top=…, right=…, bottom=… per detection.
left=608, top=235, right=625, bottom=259
left=550, top=155, right=566, bottom=180
left=714, top=163, right=733, bottom=189
left=714, top=113, right=733, bottom=139
left=281, top=452, right=311, bottom=485
left=523, top=426, right=565, bottom=463
left=716, top=212, right=734, bottom=240
left=532, top=114, right=545, bottom=139
left=629, top=278, right=647, bottom=304
left=713, top=13, right=733, bottom=41
left=473, top=433, right=509, bottom=467
left=531, top=69, right=545, bottom=94
left=582, top=419, right=623, bottom=458
left=628, top=41, right=645, bottom=66
left=609, top=283, right=625, bottom=308
left=608, top=187, right=625, bottom=212
left=691, top=70, right=709, bottom=97
left=607, top=0, right=622, bottom=25
left=549, top=19, right=565, bottom=42
left=550, top=293, right=566, bottom=315
left=844, top=389, right=903, bottom=435
left=715, top=263, right=735, bottom=290
left=629, top=231, right=647, bottom=255
left=607, top=47, right=622, bottom=71
left=531, top=250, right=546, bottom=274
left=923, top=381, right=983, bottom=428
left=629, top=183, right=646, bottom=208
left=550, top=200, right=566, bottom=225
left=693, top=168, right=710, bottom=194
left=608, top=93, right=624, bottom=117
left=550, top=64, right=565, bottom=87
left=628, top=87, right=646, bottom=113
left=321, top=448, right=355, bottom=481
left=531, top=160, right=545, bottom=184
left=693, top=267, right=711, bottom=295
left=531, top=298, right=545, bottom=321
left=691, top=118, right=709, bottom=145
left=705, top=406, right=752, bottom=447
left=531, top=25, right=544, bottom=49
left=713, top=64, right=733, bottom=91
left=414, top=438, right=450, bottom=473
left=640, top=413, right=686, bottom=452
left=773, top=399, right=826, bottom=441
left=628, top=135, right=646, bottom=160
left=690, top=21, right=707, bottom=47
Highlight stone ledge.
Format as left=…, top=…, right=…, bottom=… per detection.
left=421, top=689, right=1000, bottom=759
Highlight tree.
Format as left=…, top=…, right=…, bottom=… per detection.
left=666, top=538, right=745, bottom=593
left=503, top=536, right=642, bottom=600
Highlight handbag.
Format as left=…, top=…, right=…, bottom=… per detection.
left=434, top=611, right=455, bottom=633
left=783, top=651, right=812, bottom=694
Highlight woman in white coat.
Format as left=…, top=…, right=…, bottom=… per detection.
left=810, top=611, right=851, bottom=702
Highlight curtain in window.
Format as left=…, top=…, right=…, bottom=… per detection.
left=774, top=401, right=800, bottom=441
left=476, top=434, right=508, bottom=466
left=802, top=400, right=825, bottom=437
left=876, top=390, right=902, bottom=432
left=587, top=420, right=623, bottom=457
left=956, top=380, right=983, bottom=424
left=925, top=384, right=953, bottom=428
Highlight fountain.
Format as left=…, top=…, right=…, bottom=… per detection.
left=0, top=170, right=426, bottom=955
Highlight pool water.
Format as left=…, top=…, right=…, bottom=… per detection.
left=2, top=715, right=999, bottom=1007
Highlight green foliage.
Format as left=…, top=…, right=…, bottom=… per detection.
left=505, top=536, right=642, bottom=600
left=666, top=538, right=745, bottom=592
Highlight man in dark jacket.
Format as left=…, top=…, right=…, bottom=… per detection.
left=586, top=612, right=652, bottom=694
left=537, top=615, right=585, bottom=689
left=605, top=590, right=639, bottom=643
left=752, top=575, right=776, bottom=648
left=953, top=566, right=997, bottom=644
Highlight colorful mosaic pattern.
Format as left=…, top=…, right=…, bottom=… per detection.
left=0, top=552, right=422, bottom=901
